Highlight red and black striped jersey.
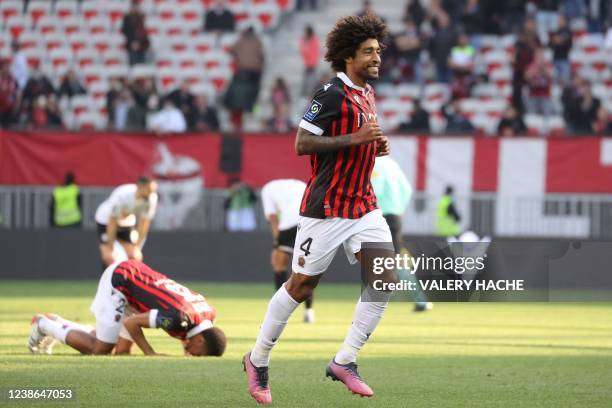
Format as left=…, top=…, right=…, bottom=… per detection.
left=298, top=72, right=379, bottom=219
left=111, top=260, right=216, bottom=340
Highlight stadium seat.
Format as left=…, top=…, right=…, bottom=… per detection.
left=67, top=34, right=88, bottom=54
left=1, top=1, right=22, bottom=23
left=26, top=0, right=52, bottom=24
left=396, top=83, right=421, bottom=101
left=202, top=50, right=232, bottom=70
left=6, top=15, right=31, bottom=39
left=49, top=48, right=72, bottom=70
left=524, top=114, right=546, bottom=136
left=157, top=3, right=177, bottom=21
left=75, top=111, right=106, bottom=130
left=130, top=64, right=156, bottom=79
left=193, top=34, right=217, bottom=53
left=81, top=1, right=103, bottom=21
left=17, top=31, right=40, bottom=50
left=253, top=3, right=280, bottom=30
left=88, top=82, right=109, bottom=101
left=472, top=83, right=499, bottom=100
left=61, top=16, right=84, bottom=36
left=157, top=66, right=181, bottom=91
left=105, top=2, right=129, bottom=30
left=181, top=67, right=207, bottom=86
left=82, top=65, right=108, bottom=86
left=43, top=33, right=66, bottom=52
left=219, top=33, right=239, bottom=52
left=423, top=83, right=450, bottom=112
left=35, top=15, right=60, bottom=35
left=54, top=0, right=79, bottom=20
left=21, top=47, right=43, bottom=67
left=191, top=82, right=217, bottom=100
left=75, top=48, right=98, bottom=68
left=103, top=50, right=127, bottom=67
left=70, top=94, right=92, bottom=116
left=206, top=67, right=231, bottom=92
left=87, top=17, right=110, bottom=35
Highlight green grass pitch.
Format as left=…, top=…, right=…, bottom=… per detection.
left=1, top=281, right=611, bottom=407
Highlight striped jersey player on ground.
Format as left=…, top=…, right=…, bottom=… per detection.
left=28, top=260, right=226, bottom=357
left=243, top=14, right=395, bottom=404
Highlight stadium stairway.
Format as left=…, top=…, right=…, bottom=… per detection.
left=245, top=0, right=405, bottom=132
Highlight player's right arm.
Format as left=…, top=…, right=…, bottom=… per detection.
left=295, top=123, right=384, bottom=155
left=123, top=312, right=160, bottom=356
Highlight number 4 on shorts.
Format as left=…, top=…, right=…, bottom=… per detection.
left=300, top=237, right=313, bottom=256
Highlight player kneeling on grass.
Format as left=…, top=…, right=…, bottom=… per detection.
left=28, top=260, right=226, bottom=357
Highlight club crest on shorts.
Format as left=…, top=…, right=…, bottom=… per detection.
left=303, top=100, right=322, bottom=121
left=298, top=256, right=306, bottom=267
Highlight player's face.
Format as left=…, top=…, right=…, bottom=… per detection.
left=350, top=38, right=381, bottom=81
left=184, top=334, right=206, bottom=356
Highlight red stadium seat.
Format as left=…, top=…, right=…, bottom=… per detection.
left=1, top=1, right=21, bottom=22
left=44, top=34, right=65, bottom=52
left=49, top=48, right=72, bottom=69
left=55, top=0, right=79, bottom=20
left=61, top=17, right=83, bottom=36
left=6, top=16, right=29, bottom=39
left=27, top=0, right=52, bottom=24
left=81, top=2, right=102, bottom=21
left=36, top=16, right=59, bottom=35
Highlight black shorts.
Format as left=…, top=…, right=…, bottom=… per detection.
left=275, top=226, right=298, bottom=254
left=96, top=223, right=135, bottom=244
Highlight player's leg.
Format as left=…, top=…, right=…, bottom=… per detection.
left=245, top=217, right=342, bottom=404
left=270, top=249, right=289, bottom=290
left=327, top=210, right=395, bottom=397
left=29, top=313, right=95, bottom=354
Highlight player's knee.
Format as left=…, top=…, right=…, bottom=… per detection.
left=285, top=275, right=317, bottom=302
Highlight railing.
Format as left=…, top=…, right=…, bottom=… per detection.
left=2, top=186, right=612, bottom=239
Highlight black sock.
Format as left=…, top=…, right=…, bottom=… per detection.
left=274, top=271, right=287, bottom=290
left=304, top=296, right=313, bottom=309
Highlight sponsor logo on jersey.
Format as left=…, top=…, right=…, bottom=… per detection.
left=303, top=100, right=322, bottom=121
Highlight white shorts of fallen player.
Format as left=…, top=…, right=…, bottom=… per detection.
left=291, top=209, right=392, bottom=276
left=90, top=261, right=131, bottom=344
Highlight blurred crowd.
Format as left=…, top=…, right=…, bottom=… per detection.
left=2, top=0, right=612, bottom=136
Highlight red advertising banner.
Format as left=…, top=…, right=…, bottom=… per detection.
left=1, top=131, right=612, bottom=193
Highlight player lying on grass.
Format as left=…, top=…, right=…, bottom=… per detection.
left=28, top=260, right=226, bottom=357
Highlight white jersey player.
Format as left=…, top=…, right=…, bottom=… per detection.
left=260, top=179, right=314, bottom=322
left=95, top=177, right=158, bottom=268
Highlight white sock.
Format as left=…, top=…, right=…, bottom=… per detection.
left=250, top=285, right=299, bottom=367
left=38, top=317, right=93, bottom=344
left=334, top=291, right=391, bottom=365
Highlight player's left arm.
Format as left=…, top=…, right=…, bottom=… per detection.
left=268, top=214, right=280, bottom=244
left=136, top=194, right=157, bottom=247
left=123, top=312, right=159, bottom=356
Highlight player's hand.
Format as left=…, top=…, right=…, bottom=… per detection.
left=376, top=136, right=390, bottom=157
left=353, top=123, right=383, bottom=145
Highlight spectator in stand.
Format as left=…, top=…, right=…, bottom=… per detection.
left=398, top=100, right=430, bottom=133
left=130, top=77, right=159, bottom=113
left=203, top=0, right=235, bottom=33
left=605, top=23, right=612, bottom=51
left=448, top=33, right=475, bottom=99
left=21, top=63, right=55, bottom=118
left=106, top=78, right=125, bottom=129
left=270, top=77, right=290, bottom=116
left=149, top=100, right=187, bottom=134
left=512, top=18, right=540, bottom=112
left=430, top=12, right=456, bottom=83
left=0, top=59, right=18, bottom=128
left=224, top=178, right=257, bottom=232
left=191, top=94, right=220, bottom=132
left=10, top=41, right=28, bottom=92
left=403, top=0, right=426, bottom=29
left=393, top=19, right=423, bottom=83
left=112, top=89, right=146, bottom=132
left=566, top=81, right=601, bottom=134
left=460, top=0, right=485, bottom=48
left=59, top=70, right=87, bottom=99
left=121, top=0, right=150, bottom=66
left=165, top=80, right=196, bottom=128
left=224, top=27, right=265, bottom=131
left=497, top=106, right=527, bottom=136
left=444, top=98, right=474, bottom=133
left=549, top=14, right=572, bottom=85
left=524, top=47, right=554, bottom=116
left=594, top=108, right=612, bottom=135
left=534, top=0, right=560, bottom=44
left=299, top=25, right=320, bottom=96
left=28, top=95, right=63, bottom=130
left=561, top=73, right=583, bottom=129
left=267, top=102, right=293, bottom=133
left=45, top=96, right=64, bottom=129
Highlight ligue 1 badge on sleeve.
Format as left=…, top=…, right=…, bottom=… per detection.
left=304, top=100, right=322, bottom=121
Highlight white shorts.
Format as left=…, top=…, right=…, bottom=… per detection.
left=89, top=262, right=128, bottom=344
left=291, top=209, right=392, bottom=276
